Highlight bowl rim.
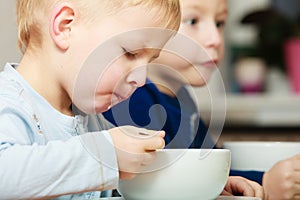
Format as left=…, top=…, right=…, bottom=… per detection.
left=223, top=141, right=300, bottom=147
left=157, top=149, right=230, bottom=152
left=135, top=149, right=231, bottom=173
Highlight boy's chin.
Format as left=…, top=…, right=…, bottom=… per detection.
left=93, top=104, right=112, bottom=114
left=74, top=103, right=111, bottom=115
left=189, top=76, right=211, bottom=87
left=191, top=81, right=207, bottom=87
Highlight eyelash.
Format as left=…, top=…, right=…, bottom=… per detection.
left=216, top=20, right=226, bottom=28
left=185, top=18, right=226, bottom=29
left=123, top=48, right=137, bottom=58
left=186, top=18, right=198, bottom=26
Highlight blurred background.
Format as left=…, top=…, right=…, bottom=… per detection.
left=198, top=0, right=300, bottom=147
left=0, top=1, right=20, bottom=68
left=1, top=0, right=299, bottom=147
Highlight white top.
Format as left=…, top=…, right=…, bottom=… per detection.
left=0, top=63, right=118, bottom=199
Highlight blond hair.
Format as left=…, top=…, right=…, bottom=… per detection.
left=16, top=0, right=181, bottom=53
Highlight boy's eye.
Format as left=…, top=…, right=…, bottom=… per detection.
left=123, top=48, right=137, bottom=58
left=186, top=18, right=198, bottom=26
left=126, top=51, right=136, bottom=58
left=216, top=20, right=226, bottom=29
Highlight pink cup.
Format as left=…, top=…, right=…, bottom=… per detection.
left=284, top=38, right=300, bottom=94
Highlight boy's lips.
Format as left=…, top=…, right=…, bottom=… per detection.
left=111, top=92, right=131, bottom=106
left=199, top=59, right=218, bottom=68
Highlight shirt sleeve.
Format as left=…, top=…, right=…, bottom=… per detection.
left=0, top=116, right=119, bottom=199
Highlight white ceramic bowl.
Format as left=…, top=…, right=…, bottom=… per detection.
left=223, top=141, right=300, bottom=171
left=118, top=149, right=230, bottom=200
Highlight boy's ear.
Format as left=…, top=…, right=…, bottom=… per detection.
left=50, top=3, right=75, bottom=50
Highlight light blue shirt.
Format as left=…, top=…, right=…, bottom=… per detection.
left=0, top=63, right=118, bottom=199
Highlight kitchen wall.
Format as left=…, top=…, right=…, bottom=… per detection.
left=0, top=0, right=21, bottom=69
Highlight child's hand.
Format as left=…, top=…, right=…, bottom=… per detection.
left=108, top=126, right=165, bottom=180
left=263, top=154, right=300, bottom=200
left=221, top=176, right=264, bottom=198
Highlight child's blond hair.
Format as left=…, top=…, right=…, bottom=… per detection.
left=16, top=0, right=181, bottom=53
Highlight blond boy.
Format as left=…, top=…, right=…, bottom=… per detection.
left=0, top=0, right=180, bottom=199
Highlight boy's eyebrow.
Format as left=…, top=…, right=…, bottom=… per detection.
left=218, top=8, right=228, bottom=16
left=184, top=4, right=204, bottom=12
left=183, top=4, right=228, bottom=16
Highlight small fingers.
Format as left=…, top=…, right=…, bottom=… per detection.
left=239, top=181, right=260, bottom=197
left=248, top=180, right=264, bottom=198
left=120, top=126, right=165, bottom=138
left=225, top=176, right=263, bottom=198
left=138, top=129, right=165, bottom=139
left=143, top=133, right=165, bottom=151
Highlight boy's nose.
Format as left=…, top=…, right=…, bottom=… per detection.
left=203, top=24, right=221, bottom=48
left=126, top=64, right=147, bottom=87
